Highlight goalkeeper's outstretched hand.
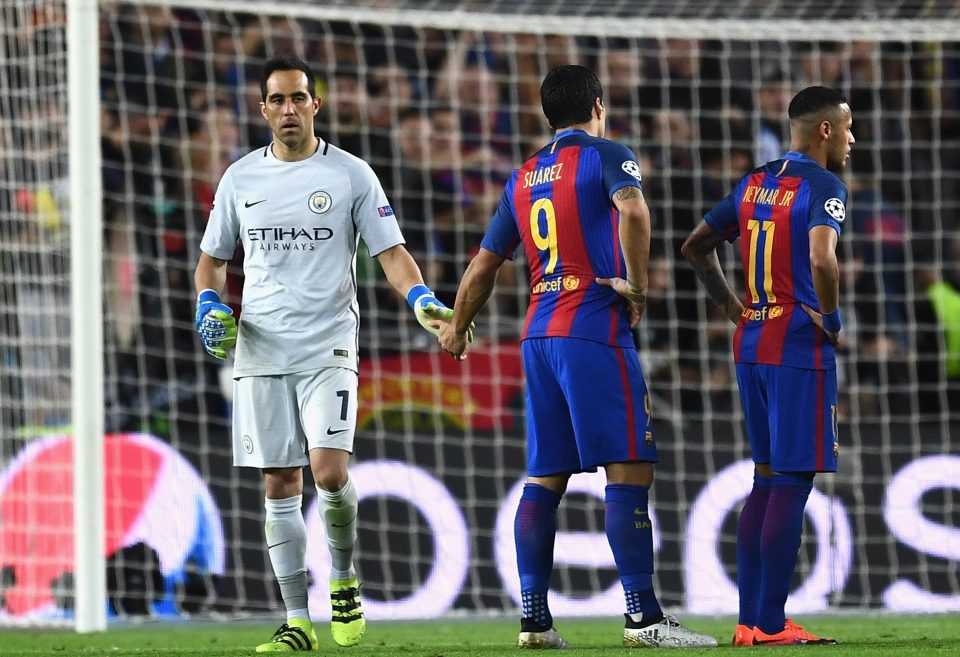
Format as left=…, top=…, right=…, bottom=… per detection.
left=196, top=289, right=237, bottom=360
left=406, top=284, right=474, bottom=345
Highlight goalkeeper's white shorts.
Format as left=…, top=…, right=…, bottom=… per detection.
left=232, top=367, right=358, bottom=468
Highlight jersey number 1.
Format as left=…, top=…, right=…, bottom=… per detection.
left=746, top=219, right=776, bottom=304
left=530, top=198, right=558, bottom=275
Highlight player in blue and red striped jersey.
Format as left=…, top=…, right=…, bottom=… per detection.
left=682, top=86, right=854, bottom=647
left=437, top=65, right=717, bottom=650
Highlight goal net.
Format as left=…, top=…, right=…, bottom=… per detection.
left=2, top=0, right=959, bottom=625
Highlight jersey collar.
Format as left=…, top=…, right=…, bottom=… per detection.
left=783, top=150, right=816, bottom=164
left=552, top=128, right=587, bottom=142
left=266, top=137, right=324, bottom=161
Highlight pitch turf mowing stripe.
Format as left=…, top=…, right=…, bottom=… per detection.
left=1, top=615, right=959, bottom=656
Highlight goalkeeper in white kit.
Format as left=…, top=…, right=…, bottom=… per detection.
left=194, top=56, right=458, bottom=652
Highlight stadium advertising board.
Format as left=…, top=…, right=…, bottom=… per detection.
left=0, top=343, right=957, bottom=620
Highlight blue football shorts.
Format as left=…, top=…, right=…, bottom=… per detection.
left=735, top=363, right=839, bottom=473
left=522, top=337, right=657, bottom=476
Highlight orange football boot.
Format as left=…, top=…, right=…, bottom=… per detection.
left=733, top=624, right=755, bottom=646
left=753, top=618, right=837, bottom=645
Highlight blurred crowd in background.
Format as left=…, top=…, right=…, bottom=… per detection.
left=3, top=3, right=960, bottom=436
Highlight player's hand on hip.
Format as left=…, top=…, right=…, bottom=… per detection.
left=597, top=277, right=647, bottom=316
left=801, top=303, right=841, bottom=346
left=196, top=289, right=237, bottom=360
left=725, top=301, right=745, bottom=326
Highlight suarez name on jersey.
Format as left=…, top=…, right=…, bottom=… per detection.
left=704, top=150, right=847, bottom=371
left=480, top=129, right=645, bottom=348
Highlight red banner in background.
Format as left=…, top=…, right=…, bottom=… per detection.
left=358, top=341, right=524, bottom=432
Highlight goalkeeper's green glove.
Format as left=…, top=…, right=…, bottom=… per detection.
left=406, top=284, right=473, bottom=342
left=195, top=289, right=237, bottom=360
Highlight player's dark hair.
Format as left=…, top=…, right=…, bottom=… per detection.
left=260, top=56, right=316, bottom=101
left=788, top=86, right=846, bottom=120
left=540, top=65, right=603, bottom=130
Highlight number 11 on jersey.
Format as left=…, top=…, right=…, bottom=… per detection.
left=746, top=218, right=776, bottom=304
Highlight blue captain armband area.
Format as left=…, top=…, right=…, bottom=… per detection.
left=821, top=308, right=842, bottom=333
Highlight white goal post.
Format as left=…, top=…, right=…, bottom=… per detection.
left=68, top=0, right=105, bottom=634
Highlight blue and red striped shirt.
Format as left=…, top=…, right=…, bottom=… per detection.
left=480, top=129, right=644, bottom=348
left=704, top=151, right=847, bottom=370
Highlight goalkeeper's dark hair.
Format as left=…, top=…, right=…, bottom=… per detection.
left=540, top=65, right=603, bottom=130
left=260, top=56, right=316, bottom=101
left=788, top=86, right=847, bottom=121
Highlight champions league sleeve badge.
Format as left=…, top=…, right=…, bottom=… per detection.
left=824, top=197, right=845, bottom=222
left=621, top=160, right=643, bottom=182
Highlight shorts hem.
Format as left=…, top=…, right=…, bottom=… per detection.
left=768, top=463, right=837, bottom=474
left=306, top=443, right=354, bottom=454
left=527, top=466, right=590, bottom=477
left=594, top=457, right=659, bottom=466
left=234, top=460, right=309, bottom=469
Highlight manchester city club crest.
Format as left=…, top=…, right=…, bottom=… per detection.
left=308, top=190, right=333, bottom=214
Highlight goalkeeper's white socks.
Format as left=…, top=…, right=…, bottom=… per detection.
left=265, top=495, right=310, bottom=621
left=317, top=478, right=359, bottom=580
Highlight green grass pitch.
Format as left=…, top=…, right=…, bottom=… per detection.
left=1, top=614, right=958, bottom=656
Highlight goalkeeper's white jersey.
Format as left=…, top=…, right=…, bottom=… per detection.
left=200, top=139, right=404, bottom=377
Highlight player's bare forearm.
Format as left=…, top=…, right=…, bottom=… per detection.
left=810, top=256, right=839, bottom=311
left=438, top=249, right=501, bottom=360
left=809, top=225, right=840, bottom=312
left=682, top=222, right=744, bottom=325
left=613, top=186, right=650, bottom=292
left=376, top=244, right=426, bottom=297
left=453, top=249, right=503, bottom=334
left=195, top=252, right=229, bottom=296
left=695, top=261, right=744, bottom=325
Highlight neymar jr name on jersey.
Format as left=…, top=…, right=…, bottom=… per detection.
left=742, top=185, right=795, bottom=207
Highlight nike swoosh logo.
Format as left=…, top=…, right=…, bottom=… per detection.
left=245, top=199, right=266, bottom=208
left=267, top=539, right=292, bottom=550
left=330, top=515, right=357, bottom=528
left=327, top=427, right=349, bottom=435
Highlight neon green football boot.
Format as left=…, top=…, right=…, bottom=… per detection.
left=330, top=576, right=365, bottom=647
left=255, top=617, right=319, bottom=652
